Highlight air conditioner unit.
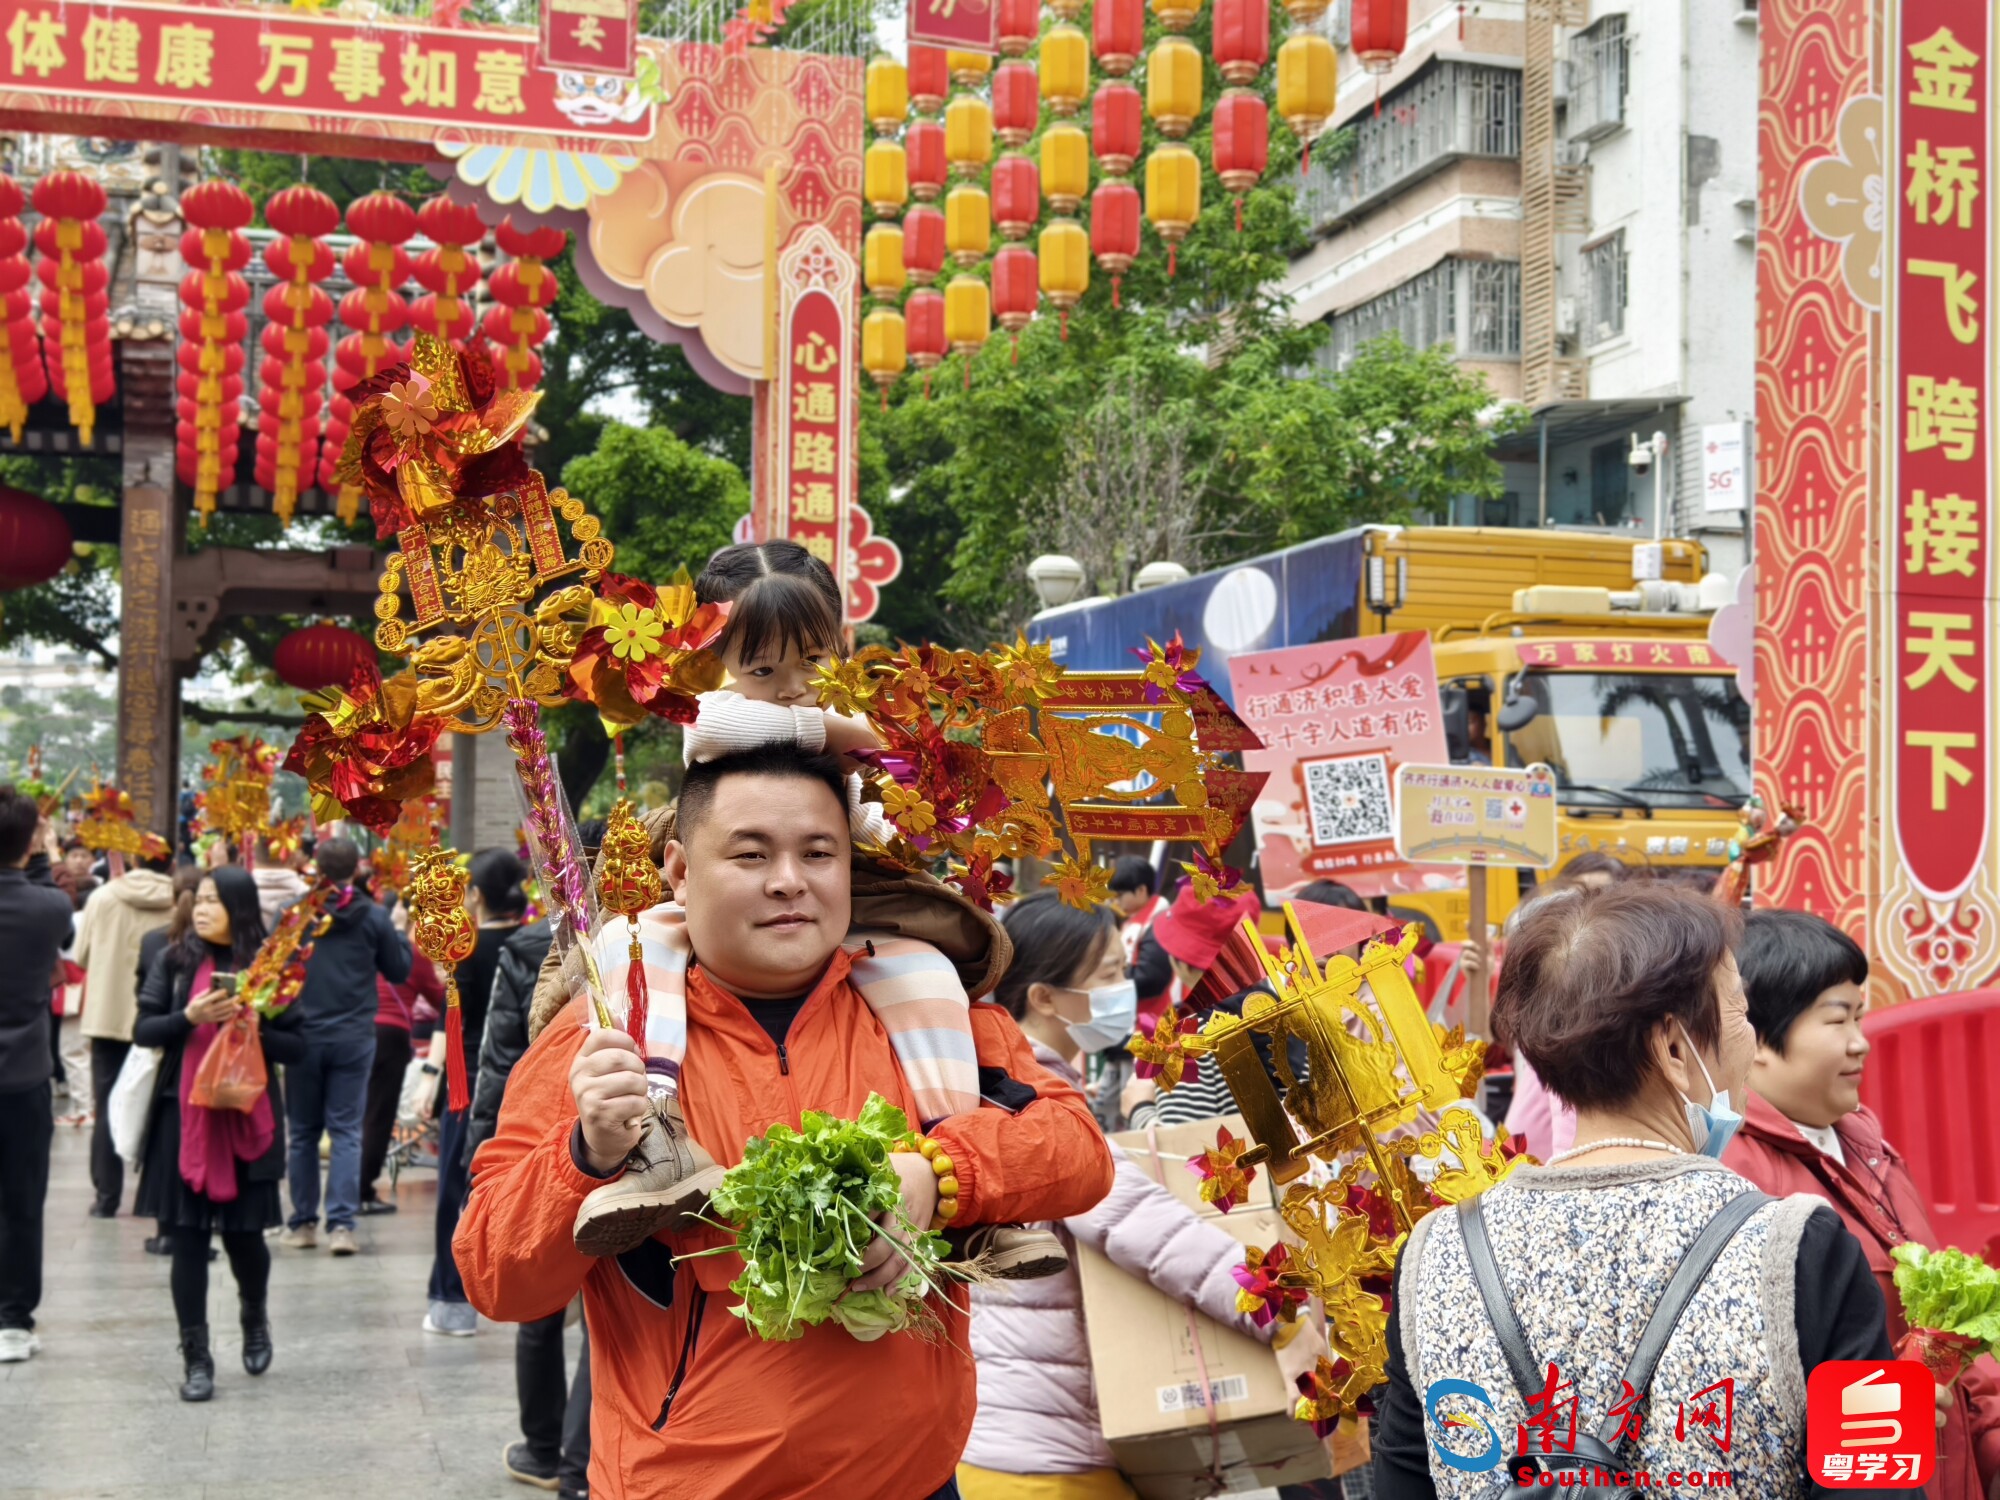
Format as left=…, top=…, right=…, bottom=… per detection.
left=1551, top=59, right=1573, bottom=105
left=1555, top=298, right=1580, bottom=337
left=1554, top=139, right=1589, bottom=167
left=1592, top=320, right=1618, bottom=344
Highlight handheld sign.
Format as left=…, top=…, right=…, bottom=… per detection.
left=1393, top=763, right=1560, bottom=869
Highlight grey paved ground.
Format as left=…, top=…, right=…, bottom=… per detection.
left=2, top=1118, right=563, bottom=1498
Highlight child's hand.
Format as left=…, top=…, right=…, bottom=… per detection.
left=821, top=710, right=883, bottom=759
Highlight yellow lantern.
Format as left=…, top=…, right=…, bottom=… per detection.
left=1048, top=0, right=1084, bottom=19
left=1040, top=25, right=1089, bottom=118
left=1149, top=0, right=1203, bottom=32
left=1038, top=218, right=1090, bottom=339
left=1277, top=32, right=1338, bottom=151
left=1282, top=0, right=1330, bottom=22
left=947, top=50, right=993, bottom=88
left=866, top=56, right=909, bottom=135
left=865, top=139, right=909, bottom=217
left=945, top=95, right=995, bottom=179
left=1040, top=123, right=1091, bottom=215
left=862, top=307, right=907, bottom=398
left=944, top=273, right=991, bottom=357
left=1146, top=142, right=1202, bottom=275
left=945, top=184, right=992, bottom=268
left=1146, top=37, right=1204, bottom=139
left=864, top=224, right=908, bottom=299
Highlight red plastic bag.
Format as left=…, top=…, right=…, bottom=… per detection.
left=190, top=1010, right=269, bottom=1114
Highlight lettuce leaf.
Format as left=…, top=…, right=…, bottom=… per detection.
left=1891, top=1243, right=2000, bottom=1348
left=692, top=1092, right=949, bottom=1344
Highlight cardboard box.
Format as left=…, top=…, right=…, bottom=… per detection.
left=1111, top=1114, right=1276, bottom=1222
left=1077, top=1203, right=1334, bottom=1499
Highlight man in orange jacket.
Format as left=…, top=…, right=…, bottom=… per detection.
left=455, top=743, right=1116, bottom=1500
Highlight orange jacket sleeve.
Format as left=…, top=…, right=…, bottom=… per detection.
left=453, top=1003, right=605, bottom=1325
left=927, top=1001, right=1115, bottom=1228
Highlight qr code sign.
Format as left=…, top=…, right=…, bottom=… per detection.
left=1303, top=754, right=1393, bottom=848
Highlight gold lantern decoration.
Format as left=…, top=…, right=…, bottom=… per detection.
left=1146, top=143, right=1202, bottom=275
left=947, top=49, right=994, bottom=87
left=1040, top=24, right=1090, bottom=118
left=866, top=55, right=910, bottom=135
left=1040, top=124, right=1091, bottom=216
left=864, top=224, right=908, bottom=298
left=945, top=96, right=995, bottom=180
left=1277, top=32, right=1338, bottom=163
left=862, top=307, right=908, bottom=400
left=944, top=274, right=991, bottom=361
left=866, top=140, right=910, bottom=217
left=1146, top=36, right=1205, bottom=139
left=1150, top=0, right=1205, bottom=31
left=1038, top=219, right=1090, bottom=339
left=945, top=185, right=993, bottom=269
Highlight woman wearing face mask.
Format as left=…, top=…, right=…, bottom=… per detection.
left=957, top=893, right=1327, bottom=1500
left=1372, top=883, right=1938, bottom=1499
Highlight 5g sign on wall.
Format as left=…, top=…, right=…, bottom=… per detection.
left=1702, top=421, right=1749, bottom=514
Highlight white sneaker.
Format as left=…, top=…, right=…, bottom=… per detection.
left=280, top=1224, right=317, bottom=1249
left=0, top=1328, right=40, bottom=1362
left=422, top=1300, right=477, bottom=1337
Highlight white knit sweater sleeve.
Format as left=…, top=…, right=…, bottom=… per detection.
left=683, top=690, right=829, bottom=764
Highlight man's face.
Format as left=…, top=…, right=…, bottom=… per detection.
left=63, top=848, right=92, bottom=878
left=1113, top=886, right=1150, bottom=918
left=1750, top=979, right=1870, bottom=1129
left=664, top=771, right=852, bottom=999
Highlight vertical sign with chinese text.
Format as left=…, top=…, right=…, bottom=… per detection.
left=1892, top=3, right=1990, bottom=900
left=540, top=0, right=636, bottom=76
left=907, top=0, right=996, bottom=54
left=1226, top=633, right=1449, bottom=899
left=774, top=282, right=852, bottom=607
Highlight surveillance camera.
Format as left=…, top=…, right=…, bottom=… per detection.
left=1627, top=434, right=1653, bottom=476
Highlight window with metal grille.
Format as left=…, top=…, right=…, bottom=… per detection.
left=1567, top=13, right=1628, bottom=141
left=1297, top=62, right=1523, bottom=233
left=1581, top=232, right=1627, bottom=345
left=1318, top=257, right=1522, bottom=372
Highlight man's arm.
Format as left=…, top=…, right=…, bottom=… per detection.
left=925, top=1002, right=1114, bottom=1227
left=454, top=1002, right=605, bottom=1324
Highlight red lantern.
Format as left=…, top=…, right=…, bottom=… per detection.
left=993, top=246, right=1038, bottom=360
left=1090, top=181, right=1142, bottom=305
left=906, top=288, right=947, bottom=395
left=907, top=121, right=948, bottom=203
left=1212, top=91, right=1270, bottom=230
left=993, top=155, right=1042, bottom=241
left=904, top=206, right=947, bottom=286
left=178, top=181, right=256, bottom=515
left=1351, top=0, right=1409, bottom=74
left=487, top=216, right=566, bottom=391
left=1213, top=0, right=1271, bottom=84
left=909, top=45, right=950, bottom=114
left=32, top=170, right=113, bottom=445
left=273, top=623, right=376, bottom=693
left=411, top=193, right=489, bottom=346
left=0, top=487, right=72, bottom=590
left=1091, top=84, right=1144, bottom=177
left=0, top=177, right=44, bottom=442
left=1092, top=0, right=1145, bottom=76
left=998, top=0, right=1040, bottom=56
left=994, top=62, right=1040, bottom=147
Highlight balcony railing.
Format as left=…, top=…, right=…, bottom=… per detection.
left=1317, top=256, right=1523, bottom=373
left=1298, top=62, right=1523, bottom=236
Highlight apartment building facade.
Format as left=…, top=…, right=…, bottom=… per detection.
left=1282, top=0, right=1758, bottom=572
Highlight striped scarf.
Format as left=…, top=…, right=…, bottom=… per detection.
left=589, top=902, right=981, bottom=1128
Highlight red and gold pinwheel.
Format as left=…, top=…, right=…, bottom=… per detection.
left=1127, top=1007, right=1202, bottom=1089
left=1232, top=1242, right=1310, bottom=1329
left=282, top=664, right=443, bottom=834
left=1187, top=1124, right=1258, bottom=1212
left=564, top=570, right=730, bottom=731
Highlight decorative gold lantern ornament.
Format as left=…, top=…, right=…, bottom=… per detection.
left=596, top=798, right=664, bottom=1046
left=866, top=55, right=910, bottom=135
left=862, top=307, right=908, bottom=407
left=866, top=139, right=910, bottom=217
left=944, top=274, right=991, bottom=388
left=1038, top=218, right=1090, bottom=340
left=1040, top=124, right=1091, bottom=216
left=407, top=849, right=479, bottom=1111
left=1277, top=31, right=1338, bottom=169
left=1146, top=143, right=1202, bottom=276
left=1145, top=36, right=1205, bottom=139
left=945, top=184, right=993, bottom=268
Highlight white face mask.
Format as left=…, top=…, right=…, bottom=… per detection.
left=1676, top=1022, right=1744, bottom=1158
left=1063, top=979, right=1139, bottom=1055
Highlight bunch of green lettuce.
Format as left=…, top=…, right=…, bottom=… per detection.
left=691, top=1093, right=952, bottom=1343
left=1891, top=1243, right=2000, bottom=1350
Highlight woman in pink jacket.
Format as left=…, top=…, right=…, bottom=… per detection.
left=959, top=893, right=1324, bottom=1500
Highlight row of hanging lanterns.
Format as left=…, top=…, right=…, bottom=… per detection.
left=259, top=185, right=340, bottom=525
left=178, top=180, right=255, bottom=518
left=856, top=0, right=1406, bottom=392
left=34, top=170, right=115, bottom=446
left=0, top=181, right=49, bottom=444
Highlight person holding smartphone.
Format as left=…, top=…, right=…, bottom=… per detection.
left=132, top=867, right=307, bottom=1402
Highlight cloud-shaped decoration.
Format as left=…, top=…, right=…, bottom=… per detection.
left=587, top=168, right=767, bottom=380
left=1708, top=564, right=1755, bottom=705
left=438, top=139, right=638, bottom=215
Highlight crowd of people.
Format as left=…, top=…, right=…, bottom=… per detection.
left=0, top=538, right=1995, bottom=1499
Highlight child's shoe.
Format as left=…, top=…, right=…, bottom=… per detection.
left=573, top=1093, right=726, bottom=1257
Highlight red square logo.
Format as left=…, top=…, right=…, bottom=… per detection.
left=1806, top=1360, right=1935, bottom=1487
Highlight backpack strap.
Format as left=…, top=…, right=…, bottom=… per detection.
left=1459, top=1195, right=1544, bottom=1406
left=1592, top=1188, right=1768, bottom=1445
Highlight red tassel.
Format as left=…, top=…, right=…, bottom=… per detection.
left=963, top=356, right=971, bottom=391
left=923, top=371, right=933, bottom=400
left=1235, top=195, right=1244, bottom=233
left=1167, top=243, right=1178, bottom=277
left=444, top=976, right=470, bottom=1113
left=1060, top=307, right=1070, bottom=340
left=1302, top=141, right=1311, bottom=176
left=625, top=933, right=649, bottom=1050
left=1011, top=332, right=1019, bottom=365
left=1113, top=274, right=1122, bottom=309
left=1374, top=78, right=1382, bottom=118
left=880, top=387, right=888, bottom=412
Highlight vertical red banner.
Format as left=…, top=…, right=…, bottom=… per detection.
left=908, top=0, right=997, bottom=54
left=777, top=287, right=851, bottom=598
left=1892, top=3, right=1991, bottom=899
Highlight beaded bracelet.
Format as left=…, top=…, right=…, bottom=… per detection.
left=915, top=1135, right=959, bottom=1230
